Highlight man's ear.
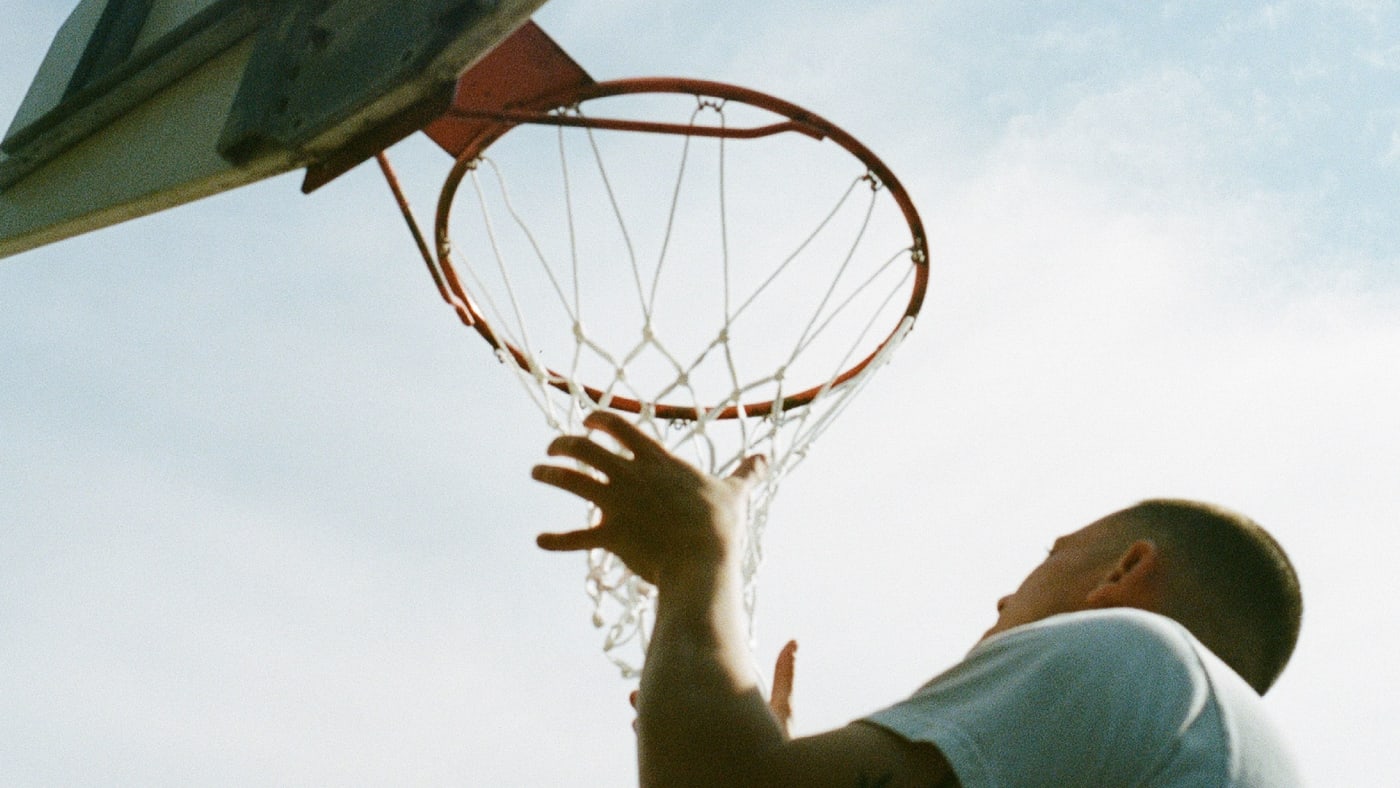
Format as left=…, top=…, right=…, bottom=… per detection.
left=1086, top=539, right=1162, bottom=609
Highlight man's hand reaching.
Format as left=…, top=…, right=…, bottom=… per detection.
left=531, top=411, right=955, bottom=786
left=532, top=410, right=766, bottom=584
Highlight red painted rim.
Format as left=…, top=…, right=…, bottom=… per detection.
left=431, top=78, right=929, bottom=420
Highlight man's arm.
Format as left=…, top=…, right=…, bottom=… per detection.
left=639, top=548, right=951, bottom=786
left=534, top=412, right=955, bottom=787
left=631, top=640, right=797, bottom=736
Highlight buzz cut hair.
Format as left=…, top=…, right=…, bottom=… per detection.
left=1113, top=499, right=1302, bottom=695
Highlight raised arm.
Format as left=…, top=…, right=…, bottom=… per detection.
left=533, top=411, right=954, bottom=787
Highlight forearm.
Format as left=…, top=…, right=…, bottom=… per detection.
left=637, top=560, right=787, bottom=787
left=535, top=417, right=950, bottom=787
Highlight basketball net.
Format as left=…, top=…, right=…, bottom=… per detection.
left=378, top=79, right=927, bottom=676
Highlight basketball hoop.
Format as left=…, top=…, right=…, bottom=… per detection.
left=377, top=77, right=928, bottom=676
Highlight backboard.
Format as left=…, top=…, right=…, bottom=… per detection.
left=0, top=0, right=551, bottom=260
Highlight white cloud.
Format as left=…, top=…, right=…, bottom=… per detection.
left=1383, top=128, right=1400, bottom=167
left=1358, top=43, right=1400, bottom=71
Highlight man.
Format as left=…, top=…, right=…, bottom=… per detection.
left=533, top=411, right=1303, bottom=786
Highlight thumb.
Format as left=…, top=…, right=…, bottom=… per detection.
left=730, top=454, right=769, bottom=490
left=769, top=639, right=797, bottom=732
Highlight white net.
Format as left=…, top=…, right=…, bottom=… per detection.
left=535, top=320, right=914, bottom=678
left=416, top=85, right=925, bottom=676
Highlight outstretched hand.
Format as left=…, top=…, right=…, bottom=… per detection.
left=532, top=410, right=767, bottom=584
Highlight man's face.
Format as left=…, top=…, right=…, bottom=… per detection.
left=980, top=515, right=1130, bottom=641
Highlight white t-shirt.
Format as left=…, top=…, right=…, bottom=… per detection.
left=863, top=608, right=1300, bottom=787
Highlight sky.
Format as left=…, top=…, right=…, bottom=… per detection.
left=3, top=1, right=1399, bottom=785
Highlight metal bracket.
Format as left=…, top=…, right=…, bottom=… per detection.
left=218, top=0, right=548, bottom=168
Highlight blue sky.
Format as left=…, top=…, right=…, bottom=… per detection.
left=3, top=1, right=1399, bottom=784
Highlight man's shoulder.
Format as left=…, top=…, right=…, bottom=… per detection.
left=867, top=609, right=1226, bottom=786
left=867, top=609, right=1300, bottom=786
left=880, top=608, right=1215, bottom=735
left=980, top=608, right=1202, bottom=674
left=1009, top=606, right=1192, bottom=640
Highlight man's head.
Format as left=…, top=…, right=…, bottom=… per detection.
left=984, top=499, right=1303, bottom=695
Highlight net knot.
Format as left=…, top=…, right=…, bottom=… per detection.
left=696, top=96, right=727, bottom=113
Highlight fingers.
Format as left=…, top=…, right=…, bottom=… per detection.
left=769, top=639, right=797, bottom=731
left=730, top=454, right=770, bottom=491
left=546, top=434, right=628, bottom=478
left=531, top=464, right=608, bottom=503
left=536, top=527, right=606, bottom=552
left=533, top=454, right=612, bottom=554
left=582, top=410, right=664, bottom=458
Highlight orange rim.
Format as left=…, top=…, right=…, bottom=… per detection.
left=431, top=78, right=929, bottom=420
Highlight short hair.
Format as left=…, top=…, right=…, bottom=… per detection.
left=1110, top=499, right=1302, bottom=695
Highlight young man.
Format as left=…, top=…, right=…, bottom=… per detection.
left=533, top=411, right=1304, bottom=787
